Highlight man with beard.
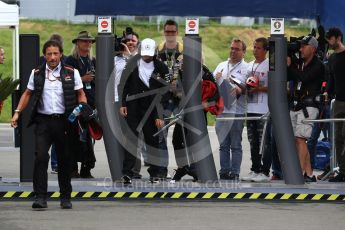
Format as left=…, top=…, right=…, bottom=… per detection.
left=119, top=38, right=168, bottom=184
left=325, top=27, right=345, bottom=182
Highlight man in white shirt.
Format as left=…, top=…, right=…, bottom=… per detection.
left=11, top=40, right=86, bottom=210
left=214, top=38, right=248, bottom=180
left=242, top=37, right=271, bottom=182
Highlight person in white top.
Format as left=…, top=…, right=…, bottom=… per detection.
left=214, top=38, right=248, bottom=180
left=0, top=47, right=5, bottom=115
left=114, top=31, right=146, bottom=179
left=11, top=40, right=86, bottom=210
left=242, top=37, right=271, bottom=182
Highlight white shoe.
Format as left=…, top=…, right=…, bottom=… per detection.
left=166, top=173, right=172, bottom=179
left=251, top=173, right=270, bottom=182
left=241, top=171, right=258, bottom=181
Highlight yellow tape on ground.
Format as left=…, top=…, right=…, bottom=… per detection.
left=280, top=193, right=292, bottom=200
left=218, top=193, right=229, bottom=199
left=296, top=194, right=308, bottom=200
left=160, top=192, right=168, bottom=198
left=82, top=192, right=94, bottom=198
left=114, top=192, right=126, bottom=198
left=327, top=194, right=339, bottom=200
left=187, top=192, right=199, bottom=199
left=71, top=192, right=79, bottom=198
left=145, top=192, right=157, bottom=198
left=51, top=192, right=60, bottom=198
left=311, top=194, right=323, bottom=200
left=249, top=193, right=261, bottom=199
left=4, top=192, right=15, bottom=198
left=171, top=192, right=183, bottom=199
left=129, top=192, right=141, bottom=198
left=265, top=193, right=277, bottom=200
left=19, top=192, right=31, bottom=198
left=234, top=193, right=245, bottom=199
left=98, top=192, right=110, bottom=198
left=202, top=192, right=214, bottom=199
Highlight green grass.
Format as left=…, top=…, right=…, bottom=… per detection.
left=0, top=19, right=310, bottom=123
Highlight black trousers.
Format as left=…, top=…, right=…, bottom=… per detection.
left=122, top=111, right=161, bottom=177
left=33, top=114, right=73, bottom=199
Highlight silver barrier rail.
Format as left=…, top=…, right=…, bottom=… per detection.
left=215, top=113, right=269, bottom=121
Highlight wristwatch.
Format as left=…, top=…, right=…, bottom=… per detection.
left=14, top=109, right=21, bottom=113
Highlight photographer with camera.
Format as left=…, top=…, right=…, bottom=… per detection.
left=287, top=35, right=325, bottom=182
left=325, top=27, right=345, bottom=182
left=114, top=28, right=144, bottom=179
left=65, top=31, right=97, bottom=179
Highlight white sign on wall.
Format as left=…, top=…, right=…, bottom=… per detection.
left=98, top=16, right=112, bottom=33
left=185, top=18, right=199, bottom=35
left=271, top=18, right=284, bottom=35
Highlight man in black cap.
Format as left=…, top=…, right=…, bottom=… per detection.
left=287, top=35, right=325, bottom=182
left=65, top=31, right=97, bottom=178
left=325, top=27, right=345, bottom=182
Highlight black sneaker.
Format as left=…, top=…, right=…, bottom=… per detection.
left=220, top=173, right=232, bottom=180
left=329, top=173, right=345, bottom=182
left=172, top=168, right=188, bottom=181
left=70, top=170, right=80, bottom=178
left=32, top=197, right=47, bottom=210
left=60, top=198, right=72, bottom=209
left=186, top=168, right=198, bottom=182
left=121, top=175, right=132, bottom=184
left=80, top=168, right=94, bottom=179
left=229, top=173, right=240, bottom=180
left=149, top=177, right=160, bottom=183
left=304, top=174, right=317, bottom=183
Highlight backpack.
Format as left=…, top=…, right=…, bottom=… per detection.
left=313, top=140, right=331, bottom=170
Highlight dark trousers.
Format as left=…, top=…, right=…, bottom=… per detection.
left=122, top=112, right=161, bottom=177
left=71, top=131, right=96, bottom=173
left=33, top=115, right=72, bottom=199
left=247, top=113, right=265, bottom=173
left=334, top=100, right=345, bottom=174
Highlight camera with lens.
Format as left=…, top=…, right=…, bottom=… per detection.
left=114, top=27, right=134, bottom=52
left=287, top=36, right=304, bottom=66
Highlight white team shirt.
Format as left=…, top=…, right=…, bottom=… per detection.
left=27, top=63, right=83, bottom=115
left=213, top=58, right=248, bottom=114
left=246, top=58, right=269, bottom=114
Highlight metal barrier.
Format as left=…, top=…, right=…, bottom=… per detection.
left=216, top=101, right=345, bottom=182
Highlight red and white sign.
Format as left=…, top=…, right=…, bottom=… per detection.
left=185, top=18, right=199, bottom=35
left=98, top=16, right=112, bottom=33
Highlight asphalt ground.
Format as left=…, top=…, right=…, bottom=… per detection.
left=1, top=123, right=345, bottom=229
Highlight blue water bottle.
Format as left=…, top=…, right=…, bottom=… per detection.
left=68, top=104, right=83, bottom=123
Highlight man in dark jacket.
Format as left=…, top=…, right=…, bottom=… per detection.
left=119, top=38, right=168, bottom=184
left=325, top=27, right=345, bottom=182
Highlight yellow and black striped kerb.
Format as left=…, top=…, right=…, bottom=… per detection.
left=1, top=191, right=345, bottom=202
